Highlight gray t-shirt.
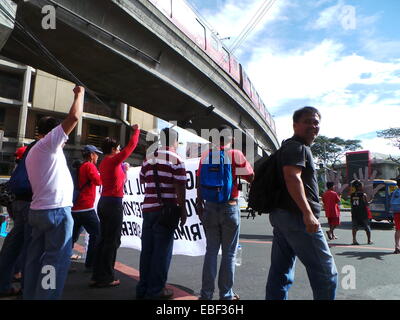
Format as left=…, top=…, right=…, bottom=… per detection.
left=278, top=136, right=321, bottom=218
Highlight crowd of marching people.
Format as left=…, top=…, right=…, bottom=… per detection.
left=0, top=87, right=399, bottom=300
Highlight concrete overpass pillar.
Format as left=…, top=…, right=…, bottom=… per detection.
left=74, top=117, right=83, bottom=147
left=120, top=103, right=127, bottom=146
left=17, top=66, right=33, bottom=146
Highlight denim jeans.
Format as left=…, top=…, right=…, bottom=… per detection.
left=92, top=197, right=123, bottom=284
left=200, top=201, right=240, bottom=300
left=0, top=200, right=31, bottom=293
left=136, top=210, right=175, bottom=298
left=72, top=210, right=100, bottom=268
left=23, top=207, right=73, bottom=300
left=265, top=208, right=338, bottom=300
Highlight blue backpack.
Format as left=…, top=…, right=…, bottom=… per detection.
left=390, top=189, right=400, bottom=213
left=200, top=150, right=233, bottom=203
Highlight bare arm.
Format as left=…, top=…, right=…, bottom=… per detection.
left=283, top=165, right=320, bottom=233
left=62, top=86, right=85, bottom=135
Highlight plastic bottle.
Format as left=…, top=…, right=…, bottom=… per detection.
left=235, top=245, right=242, bottom=267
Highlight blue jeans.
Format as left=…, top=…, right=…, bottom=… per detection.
left=200, top=202, right=240, bottom=300
left=0, top=200, right=31, bottom=293
left=136, top=210, right=175, bottom=298
left=23, top=207, right=73, bottom=300
left=265, top=208, right=338, bottom=300
left=72, top=210, right=100, bottom=268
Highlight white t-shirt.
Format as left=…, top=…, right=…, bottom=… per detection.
left=26, top=124, right=74, bottom=210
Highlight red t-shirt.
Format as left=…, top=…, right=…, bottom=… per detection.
left=72, top=162, right=102, bottom=212
left=99, top=129, right=140, bottom=198
left=322, top=189, right=341, bottom=218
left=197, top=147, right=254, bottom=200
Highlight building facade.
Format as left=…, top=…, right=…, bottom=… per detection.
left=0, top=55, right=158, bottom=175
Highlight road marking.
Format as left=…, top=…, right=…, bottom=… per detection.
left=74, top=243, right=198, bottom=300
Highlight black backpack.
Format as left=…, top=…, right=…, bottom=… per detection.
left=70, top=160, right=90, bottom=205
left=247, top=149, right=284, bottom=217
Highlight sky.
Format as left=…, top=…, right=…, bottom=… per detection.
left=186, top=0, right=400, bottom=157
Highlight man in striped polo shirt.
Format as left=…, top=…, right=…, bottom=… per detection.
left=136, top=127, right=187, bottom=299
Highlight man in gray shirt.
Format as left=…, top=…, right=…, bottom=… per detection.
left=265, top=106, right=338, bottom=300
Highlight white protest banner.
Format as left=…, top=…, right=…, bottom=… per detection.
left=120, top=157, right=207, bottom=256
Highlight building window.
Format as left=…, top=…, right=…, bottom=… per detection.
left=86, top=123, right=109, bottom=147
left=84, top=95, right=118, bottom=119
left=0, top=71, right=22, bottom=100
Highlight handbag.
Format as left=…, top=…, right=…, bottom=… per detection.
left=153, top=163, right=181, bottom=229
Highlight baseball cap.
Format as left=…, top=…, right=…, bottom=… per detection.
left=83, top=145, right=103, bottom=154
left=15, top=146, right=27, bottom=160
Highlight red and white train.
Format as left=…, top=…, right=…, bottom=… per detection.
left=148, top=0, right=276, bottom=134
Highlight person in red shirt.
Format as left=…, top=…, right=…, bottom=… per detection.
left=322, top=182, right=341, bottom=240
left=71, top=145, right=103, bottom=271
left=90, top=124, right=140, bottom=288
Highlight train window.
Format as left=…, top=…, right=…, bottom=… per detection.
left=159, top=0, right=172, bottom=17
left=211, top=36, right=219, bottom=51
left=222, top=48, right=231, bottom=71
left=194, top=19, right=206, bottom=49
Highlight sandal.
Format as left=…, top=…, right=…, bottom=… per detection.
left=326, top=231, right=333, bottom=240
left=95, top=279, right=120, bottom=288
left=352, top=241, right=359, bottom=245
left=394, top=249, right=400, bottom=254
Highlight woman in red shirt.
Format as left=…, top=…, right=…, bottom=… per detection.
left=71, top=145, right=102, bottom=271
left=91, top=124, right=140, bottom=288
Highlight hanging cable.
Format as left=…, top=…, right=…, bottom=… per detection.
left=0, top=2, right=132, bottom=129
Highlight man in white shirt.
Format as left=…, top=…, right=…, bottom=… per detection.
left=24, top=86, right=85, bottom=300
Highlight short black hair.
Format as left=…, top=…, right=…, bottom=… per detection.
left=160, top=127, right=178, bottom=147
left=102, top=137, right=119, bottom=155
left=293, top=106, right=321, bottom=123
left=218, top=125, right=233, bottom=145
left=326, top=182, right=334, bottom=189
left=352, top=180, right=363, bottom=189
left=37, top=116, right=59, bottom=135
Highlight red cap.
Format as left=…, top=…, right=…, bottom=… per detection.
left=15, top=146, right=27, bottom=160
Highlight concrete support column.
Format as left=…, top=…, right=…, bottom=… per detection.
left=75, top=117, right=83, bottom=147
left=17, top=66, right=32, bottom=146
left=120, top=103, right=128, bottom=146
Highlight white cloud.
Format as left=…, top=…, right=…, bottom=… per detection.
left=196, top=0, right=400, bottom=156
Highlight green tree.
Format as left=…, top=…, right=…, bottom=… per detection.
left=311, top=135, right=362, bottom=168
left=377, top=128, right=400, bottom=165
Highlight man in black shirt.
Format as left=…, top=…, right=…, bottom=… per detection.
left=265, top=106, right=338, bottom=300
left=350, top=180, right=372, bottom=245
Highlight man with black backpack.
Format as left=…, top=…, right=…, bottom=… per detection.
left=71, top=145, right=102, bottom=272
left=265, top=106, right=337, bottom=300
left=197, top=125, right=254, bottom=300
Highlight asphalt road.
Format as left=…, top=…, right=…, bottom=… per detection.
left=1, top=211, right=399, bottom=300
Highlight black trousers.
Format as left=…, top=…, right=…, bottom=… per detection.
left=91, top=197, right=123, bottom=283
